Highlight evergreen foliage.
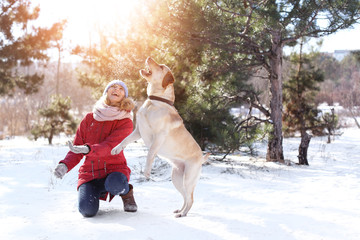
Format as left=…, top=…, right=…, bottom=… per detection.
left=71, top=1, right=261, bottom=154
left=71, top=0, right=360, bottom=159
left=179, top=72, right=260, bottom=155
left=147, top=0, right=360, bottom=162
left=283, top=51, right=324, bottom=137
left=320, top=110, right=340, bottom=144
left=0, top=0, right=65, bottom=96
left=283, top=44, right=325, bottom=165
left=31, top=95, right=77, bottom=144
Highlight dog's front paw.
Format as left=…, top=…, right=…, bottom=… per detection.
left=143, top=169, right=151, bottom=179
left=111, top=144, right=125, bottom=155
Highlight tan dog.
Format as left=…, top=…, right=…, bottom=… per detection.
left=111, top=57, right=209, bottom=217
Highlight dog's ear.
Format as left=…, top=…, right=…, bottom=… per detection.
left=162, top=71, right=175, bottom=88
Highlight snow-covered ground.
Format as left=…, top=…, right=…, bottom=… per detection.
left=0, top=127, right=359, bottom=240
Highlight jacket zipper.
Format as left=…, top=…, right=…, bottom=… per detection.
left=90, top=122, right=106, bottom=179
left=98, top=159, right=101, bottom=178
left=91, top=161, right=95, bottom=179
left=98, top=123, right=105, bottom=178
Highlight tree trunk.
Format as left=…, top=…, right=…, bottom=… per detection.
left=327, top=130, right=332, bottom=144
left=327, top=108, right=335, bottom=144
left=266, top=31, right=284, bottom=163
left=56, top=44, right=61, bottom=95
left=298, top=131, right=311, bottom=165
left=349, top=109, right=360, bottom=129
left=48, top=127, right=54, bottom=145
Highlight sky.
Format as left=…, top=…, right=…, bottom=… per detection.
left=319, top=25, right=360, bottom=52
left=31, top=0, right=360, bottom=54
left=31, top=0, right=139, bottom=47
left=302, top=24, right=360, bottom=53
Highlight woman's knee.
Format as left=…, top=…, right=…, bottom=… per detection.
left=78, top=197, right=99, bottom=217
left=105, top=172, right=129, bottom=195
left=78, top=183, right=100, bottom=217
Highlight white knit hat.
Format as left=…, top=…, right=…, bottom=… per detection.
left=103, top=80, right=128, bottom=98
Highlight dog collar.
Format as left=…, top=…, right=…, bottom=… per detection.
left=149, top=95, right=174, bottom=106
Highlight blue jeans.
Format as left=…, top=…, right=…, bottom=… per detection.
left=78, top=172, right=129, bottom=217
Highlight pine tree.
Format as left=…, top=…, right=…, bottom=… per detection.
left=283, top=42, right=324, bottom=165
left=320, top=110, right=340, bottom=144
left=71, top=0, right=360, bottom=159
left=31, top=95, right=77, bottom=144
left=150, top=0, right=360, bottom=163
left=180, top=71, right=261, bottom=156
left=72, top=0, right=263, bottom=155
left=0, top=0, right=65, bottom=96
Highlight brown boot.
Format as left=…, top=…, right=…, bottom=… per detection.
left=121, top=184, right=137, bottom=212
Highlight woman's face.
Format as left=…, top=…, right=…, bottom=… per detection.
left=106, top=84, right=125, bottom=105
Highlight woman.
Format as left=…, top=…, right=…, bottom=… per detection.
left=54, top=80, right=137, bottom=217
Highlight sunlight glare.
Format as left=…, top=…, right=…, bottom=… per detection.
left=33, top=0, right=141, bottom=46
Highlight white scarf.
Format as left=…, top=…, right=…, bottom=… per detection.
left=93, top=100, right=132, bottom=122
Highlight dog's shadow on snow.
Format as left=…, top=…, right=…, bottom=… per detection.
left=84, top=208, right=221, bottom=239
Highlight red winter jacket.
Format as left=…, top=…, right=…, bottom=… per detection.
left=60, top=113, right=133, bottom=190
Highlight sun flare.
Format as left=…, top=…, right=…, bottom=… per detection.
left=33, top=0, right=141, bottom=46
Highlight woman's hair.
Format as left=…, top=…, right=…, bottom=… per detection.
left=104, top=96, right=135, bottom=111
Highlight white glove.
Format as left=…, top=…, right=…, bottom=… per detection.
left=68, top=140, right=90, bottom=154
left=54, top=163, right=68, bottom=179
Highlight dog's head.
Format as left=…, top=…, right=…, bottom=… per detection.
left=140, top=57, right=174, bottom=89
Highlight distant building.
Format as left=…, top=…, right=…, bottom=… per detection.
left=332, top=49, right=359, bottom=61
left=333, top=50, right=351, bottom=61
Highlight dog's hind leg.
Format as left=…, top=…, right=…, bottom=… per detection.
left=171, top=163, right=186, bottom=214
left=175, top=164, right=202, bottom=218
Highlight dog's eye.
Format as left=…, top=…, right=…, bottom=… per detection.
left=160, top=65, right=164, bottom=69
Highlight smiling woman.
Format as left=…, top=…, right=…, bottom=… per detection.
left=32, top=0, right=140, bottom=46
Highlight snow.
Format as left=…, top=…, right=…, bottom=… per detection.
left=1, top=127, right=360, bottom=240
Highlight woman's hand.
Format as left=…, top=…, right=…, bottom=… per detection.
left=54, top=163, right=68, bottom=179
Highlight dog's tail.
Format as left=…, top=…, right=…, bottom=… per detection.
left=202, top=152, right=211, bottom=164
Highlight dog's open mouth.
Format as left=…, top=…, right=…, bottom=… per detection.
left=140, top=57, right=159, bottom=78
left=143, top=63, right=152, bottom=76
left=145, top=61, right=152, bottom=75
left=145, top=68, right=152, bottom=75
